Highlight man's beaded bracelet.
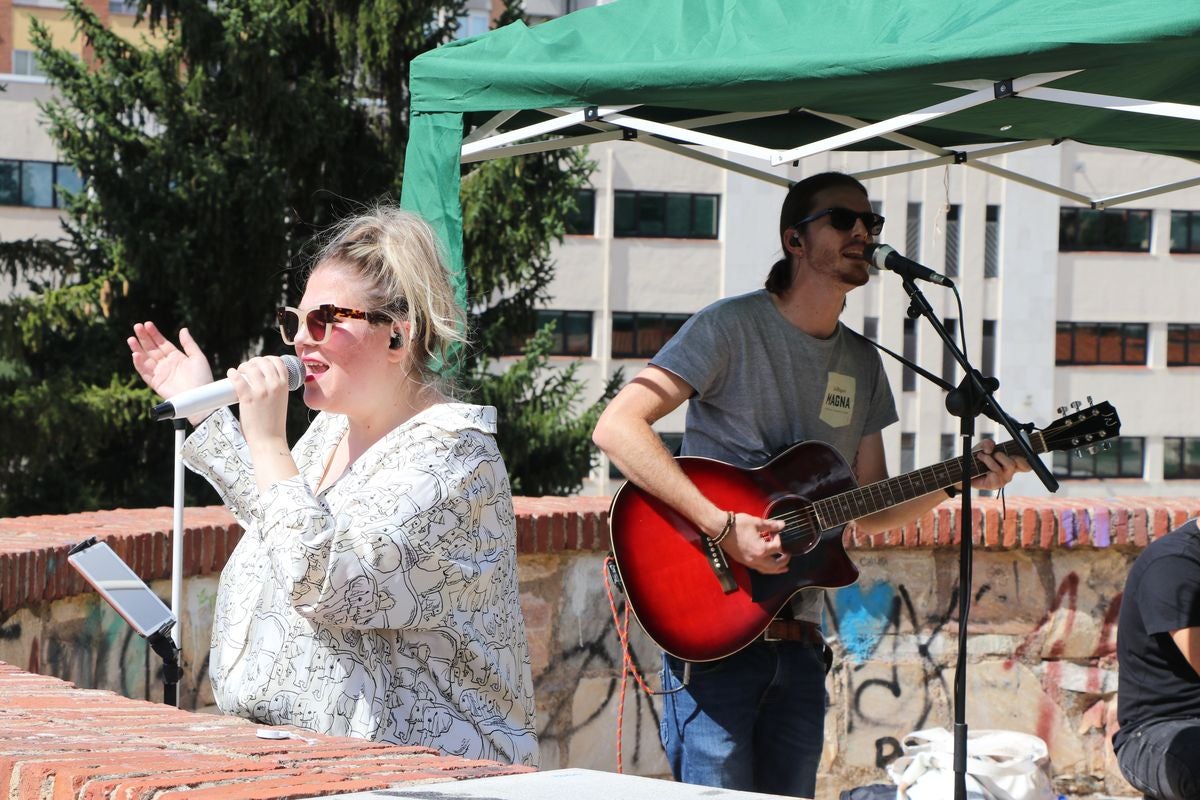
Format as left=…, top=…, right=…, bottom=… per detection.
left=711, top=510, right=736, bottom=545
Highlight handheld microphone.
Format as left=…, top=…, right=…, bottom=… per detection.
left=862, top=243, right=955, bottom=288
left=151, top=355, right=304, bottom=421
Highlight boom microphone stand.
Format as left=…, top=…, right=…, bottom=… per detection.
left=896, top=275, right=1057, bottom=800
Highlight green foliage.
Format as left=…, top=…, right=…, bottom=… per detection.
left=473, top=325, right=620, bottom=496
left=0, top=0, right=613, bottom=515
left=461, top=149, right=622, bottom=495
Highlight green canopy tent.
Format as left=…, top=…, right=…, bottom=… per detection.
left=400, top=0, right=1200, bottom=301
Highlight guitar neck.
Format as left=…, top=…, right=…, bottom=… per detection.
left=813, top=432, right=1045, bottom=527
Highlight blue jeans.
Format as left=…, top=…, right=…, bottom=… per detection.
left=1116, top=717, right=1200, bottom=800
left=660, top=638, right=829, bottom=798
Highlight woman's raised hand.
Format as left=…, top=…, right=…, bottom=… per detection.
left=128, top=322, right=214, bottom=400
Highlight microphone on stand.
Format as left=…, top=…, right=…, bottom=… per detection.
left=151, top=355, right=304, bottom=421
left=863, top=243, right=955, bottom=288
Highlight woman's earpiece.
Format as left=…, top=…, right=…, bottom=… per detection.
left=789, top=232, right=801, bottom=247
left=389, top=332, right=404, bottom=350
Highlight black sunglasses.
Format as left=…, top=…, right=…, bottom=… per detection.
left=794, top=207, right=885, bottom=236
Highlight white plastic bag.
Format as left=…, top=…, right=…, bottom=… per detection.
left=886, top=727, right=1055, bottom=800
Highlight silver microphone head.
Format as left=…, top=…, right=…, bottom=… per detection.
left=281, top=354, right=304, bottom=390
left=862, top=242, right=893, bottom=270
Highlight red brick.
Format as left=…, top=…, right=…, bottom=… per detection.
left=1112, top=507, right=1130, bottom=546
left=1132, top=508, right=1148, bottom=547
left=1152, top=508, right=1170, bottom=539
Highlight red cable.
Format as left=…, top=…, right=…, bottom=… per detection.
left=603, top=556, right=655, bottom=772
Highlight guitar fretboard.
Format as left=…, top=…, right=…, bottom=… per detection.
left=810, top=433, right=1046, bottom=529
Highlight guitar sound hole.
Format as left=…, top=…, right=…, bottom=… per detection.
left=767, top=496, right=820, bottom=555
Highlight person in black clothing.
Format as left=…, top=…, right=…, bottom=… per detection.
left=1114, top=518, right=1200, bottom=800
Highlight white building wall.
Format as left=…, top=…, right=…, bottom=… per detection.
left=544, top=136, right=1200, bottom=500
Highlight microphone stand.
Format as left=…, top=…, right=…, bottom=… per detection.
left=897, top=276, right=1058, bottom=800
left=168, top=418, right=186, bottom=707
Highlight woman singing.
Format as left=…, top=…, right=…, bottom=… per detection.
left=128, top=206, right=537, bottom=765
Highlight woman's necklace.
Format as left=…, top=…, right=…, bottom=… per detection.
left=316, top=435, right=345, bottom=494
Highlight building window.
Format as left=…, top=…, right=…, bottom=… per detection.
left=613, top=191, right=719, bottom=239
left=944, top=204, right=960, bottom=278
left=1059, top=208, right=1151, bottom=252
left=0, top=160, right=82, bottom=209
left=940, top=434, right=956, bottom=462
left=1170, top=210, right=1200, bottom=254
left=984, top=205, right=1000, bottom=277
left=452, top=9, right=491, bottom=39
left=1055, top=322, right=1147, bottom=366
left=942, top=317, right=958, bottom=385
left=902, top=318, right=918, bottom=391
left=12, top=50, right=47, bottom=78
left=900, top=433, right=916, bottom=473
left=1168, top=323, right=1200, bottom=366
left=1053, top=437, right=1144, bottom=479
left=862, top=316, right=878, bottom=342
left=508, top=310, right=592, bottom=356
left=1165, top=437, right=1200, bottom=479
left=565, top=189, right=595, bottom=235
left=611, top=432, right=684, bottom=479
left=906, top=203, right=921, bottom=260
left=611, top=312, right=689, bottom=358
left=981, top=320, right=997, bottom=378
left=109, top=0, right=139, bottom=14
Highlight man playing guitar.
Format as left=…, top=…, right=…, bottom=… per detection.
left=592, top=171, right=1029, bottom=798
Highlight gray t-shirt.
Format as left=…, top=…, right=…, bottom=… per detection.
left=651, top=289, right=899, bottom=624
left=653, top=290, right=897, bottom=468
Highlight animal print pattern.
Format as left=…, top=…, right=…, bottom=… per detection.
left=181, top=403, right=538, bottom=766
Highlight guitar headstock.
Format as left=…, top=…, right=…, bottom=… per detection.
left=1040, top=397, right=1121, bottom=455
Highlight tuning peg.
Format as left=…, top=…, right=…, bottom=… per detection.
left=1101, top=442, right=1113, bottom=451
left=1057, top=406, right=1068, bottom=416
left=1087, top=395, right=1094, bottom=406
left=1071, top=401, right=1082, bottom=412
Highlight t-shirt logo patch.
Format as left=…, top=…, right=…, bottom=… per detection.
left=820, top=372, right=856, bottom=428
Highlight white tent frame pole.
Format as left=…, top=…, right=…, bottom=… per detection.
left=1022, top=88, right=1200, bottom=122
left=456, top=69, right=1200, bottom=205
left=638, top=138, right=793, bottom=188
left=461, top=105, right=638, bottom=157
left=1094, top=175, right=1200, bottom=208
left=851, top=139, right=1053, bottom=181
left=462, top=108, right=790, bottom=163
left=463, top=110, right=519, bottom=144
left=807, top=107, right=1100, bottom=204
left=462, top=130, right=619, bottom=163
left=579, top=111, right=781, bottom=162
left=771, top=70, right=1080, bottom=165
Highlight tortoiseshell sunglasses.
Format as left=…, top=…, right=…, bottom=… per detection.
left=275, top=304, right=391, bottom=345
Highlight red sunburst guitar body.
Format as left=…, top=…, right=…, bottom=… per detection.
left=607, top=401, right=1121, bottom=662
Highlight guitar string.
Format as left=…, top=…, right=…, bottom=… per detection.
left=761, top=418, right=1093, bottom=539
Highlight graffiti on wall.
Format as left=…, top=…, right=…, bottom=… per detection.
left=827, top=568, right=1122, bottom=772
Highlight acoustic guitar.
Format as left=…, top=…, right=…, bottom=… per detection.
left=607, top=400, right=1120, bottom=662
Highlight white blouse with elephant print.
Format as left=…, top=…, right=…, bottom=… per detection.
left=181, top=402, right=538, bottom=766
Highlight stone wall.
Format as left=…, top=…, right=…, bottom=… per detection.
left=4, top=496, right=1198, bottom=799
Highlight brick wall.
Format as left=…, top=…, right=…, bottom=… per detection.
left=3, top=496, right=1197, bottom=798
left=6, top=495, right=1197, bottom=615
left=0, top=662, right=528, bottom=798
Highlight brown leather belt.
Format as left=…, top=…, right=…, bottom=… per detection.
left=763, top=619, right=824, bottom=645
